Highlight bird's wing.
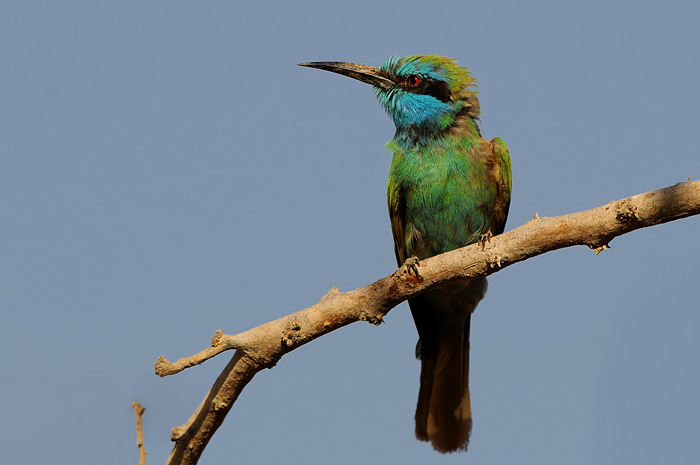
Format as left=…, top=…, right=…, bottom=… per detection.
left=490, top=137, right=512, bottom=234
left=387, top=175, right=407, bottom=266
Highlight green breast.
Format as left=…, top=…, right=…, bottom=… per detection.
left=387, top=136, right=499, bottom=259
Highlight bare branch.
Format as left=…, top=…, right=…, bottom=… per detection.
left=155, top=331, right=244, bottom=377
left=132, top=401, right=147, bottom=465
left=160, top=180, right=700, bottom=464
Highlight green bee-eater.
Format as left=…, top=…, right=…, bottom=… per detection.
left=300, top=55, right=512, bottom=453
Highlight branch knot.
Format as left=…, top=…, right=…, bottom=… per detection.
left=282, top=319, right=304, bottom=347
left=616, top=199, right=641, bottom=223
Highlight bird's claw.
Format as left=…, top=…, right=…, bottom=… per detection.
left=403, top=256, right=422, bottom=279
left=478, top=231, right=493, bottom=250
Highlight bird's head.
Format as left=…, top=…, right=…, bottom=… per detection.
left=300, top=55, right=480, bottom=141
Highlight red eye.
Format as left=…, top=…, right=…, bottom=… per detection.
left=407, top=75, right=421, bottom=87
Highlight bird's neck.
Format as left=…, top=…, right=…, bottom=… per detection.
left=391, top=107, right=482, bottom=150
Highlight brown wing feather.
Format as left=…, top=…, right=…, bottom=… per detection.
left=388, top=182, right=407, bottom=266
left=490, top=137, right=512, bottom=235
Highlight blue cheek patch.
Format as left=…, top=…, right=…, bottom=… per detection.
left=379, top=90, right=457, bottom=130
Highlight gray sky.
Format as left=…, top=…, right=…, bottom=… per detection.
left=2, top=1, right=699, bottom=464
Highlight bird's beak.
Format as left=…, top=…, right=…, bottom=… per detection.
left=298, top=61, right=394, bottom=89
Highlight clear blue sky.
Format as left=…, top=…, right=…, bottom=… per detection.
left=2, top=1, right=699, bottom=464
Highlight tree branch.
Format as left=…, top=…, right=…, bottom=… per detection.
left=132, top=401, right=147, bottom=465
left=158, top=180, right=700, bottom=464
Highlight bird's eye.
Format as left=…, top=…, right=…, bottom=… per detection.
left=406, top=75, right=421, bottom=87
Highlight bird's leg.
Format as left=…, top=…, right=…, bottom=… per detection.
left=403, top=256, right=422, bottom=279
left=478, top=231, right=493, bottom=250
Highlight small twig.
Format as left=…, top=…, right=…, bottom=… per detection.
left=155, top=330, right=244, bottom=377
left=132, top=401, right=147, bottom=465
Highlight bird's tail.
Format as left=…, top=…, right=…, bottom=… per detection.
left=415, top=313, right=472, bottom=453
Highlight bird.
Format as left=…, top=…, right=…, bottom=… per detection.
left=299, top=55, right=512, bottom=453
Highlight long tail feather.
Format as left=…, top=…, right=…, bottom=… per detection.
left=415, top=314, right=472, bottom=452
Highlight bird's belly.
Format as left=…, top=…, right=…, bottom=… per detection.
left=404, top=192, right=489, bottom=259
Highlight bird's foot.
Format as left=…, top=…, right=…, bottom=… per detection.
left=478, top=231, right=493, bottom=250
left=402, top=256, right=422, bottom=280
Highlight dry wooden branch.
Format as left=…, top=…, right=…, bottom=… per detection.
left=132, top=401, right=147, bottom=465
left=158, top=180, right=700, bottom=465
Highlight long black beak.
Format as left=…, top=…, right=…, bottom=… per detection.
left=298, top=61, right=394, bottom=89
